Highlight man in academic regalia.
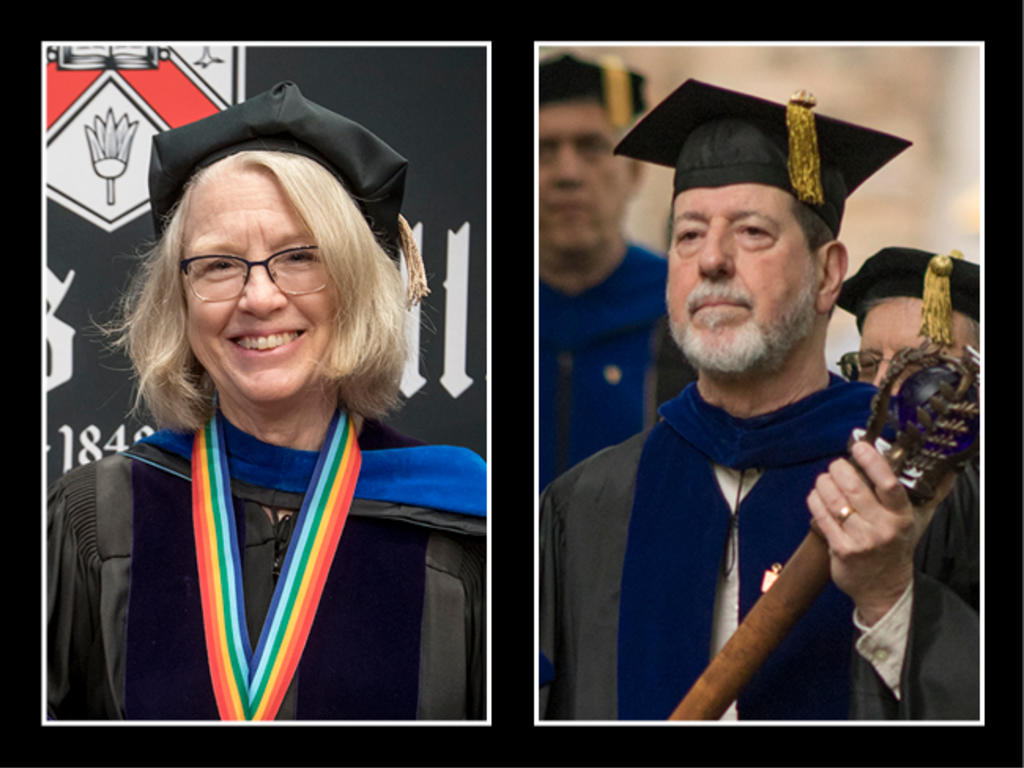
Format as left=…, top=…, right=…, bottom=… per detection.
left=836, top=247, right=980, bottom=626
left=538, top=53, right=696, bottom=490
left=837, top=246, right=980, bottom=388
left=539, top=80, right=979, bottom=719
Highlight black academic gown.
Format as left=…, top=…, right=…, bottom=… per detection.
left=539, top=381, right=978, bottom=720
left=47, top=419, right=486, bottom=720
left=850, top=457, right=980, bottom=719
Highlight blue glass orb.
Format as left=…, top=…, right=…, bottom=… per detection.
left=889, top=364, right=979, bottom=455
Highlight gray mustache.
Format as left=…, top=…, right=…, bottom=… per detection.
left=686, top=283, right=753, bottom=314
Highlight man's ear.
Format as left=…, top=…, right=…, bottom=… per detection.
left=816, top=240, right=848, bottom=314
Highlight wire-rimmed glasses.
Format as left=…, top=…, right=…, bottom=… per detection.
left=837, top=350, right=895, bottom=383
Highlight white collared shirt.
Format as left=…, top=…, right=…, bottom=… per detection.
left=709, top=463, right=910, bottom=720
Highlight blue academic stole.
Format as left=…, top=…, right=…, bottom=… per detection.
left=617, top=379, right=876, bottom=719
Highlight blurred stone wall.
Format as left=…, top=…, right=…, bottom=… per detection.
left=538, top=43, right=982, bottom=373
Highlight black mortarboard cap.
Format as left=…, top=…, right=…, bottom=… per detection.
left=614, top=79, right=912, bottom=236
left=540, top=53, right=646, bottom=128
left=838, top=246, right=980, bottom=337
left=149, top=81, right=408, bottom=259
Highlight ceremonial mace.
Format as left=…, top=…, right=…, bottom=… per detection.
left=668, top=343, right=980, bottom=720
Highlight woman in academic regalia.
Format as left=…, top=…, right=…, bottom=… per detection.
left=47, top=82, right=486, bottom=721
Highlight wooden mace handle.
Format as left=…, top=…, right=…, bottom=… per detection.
left=668, top=529, right=831, bottom=720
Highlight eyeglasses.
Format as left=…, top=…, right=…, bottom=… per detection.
left=837, top=351, right=895, bottom=382
left=180, top=246, right=327, bottom=302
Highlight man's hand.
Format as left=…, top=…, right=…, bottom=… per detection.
left=806, top=440, right=955, bottom=626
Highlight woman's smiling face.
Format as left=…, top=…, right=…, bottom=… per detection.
left=182, top=162, right=337, bottom=426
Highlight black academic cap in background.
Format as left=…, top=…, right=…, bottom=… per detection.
left=148, top=81, right=408, bottom=258
left=614, top=79, right=911, bottom=236
left=540, top=53, right=646, bottom=128
left=838, top=246, right=980, bottom=334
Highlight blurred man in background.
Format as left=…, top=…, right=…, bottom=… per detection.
left=837, top=246, right=979, bottom=387
left=538, top=53, right=695, bottom=490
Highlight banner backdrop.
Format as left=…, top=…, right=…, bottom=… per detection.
left=44, top=44, right=488, bottom=484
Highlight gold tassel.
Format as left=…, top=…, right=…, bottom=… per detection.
left=919, top=250, right=962, bottom=346
left=785, top=90, right=825, bottom=205
left=398, top=214, right=430, bottom=308
left=600, top=55, right=632, bottom=129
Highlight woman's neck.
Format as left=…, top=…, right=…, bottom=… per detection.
left=218, top=391, right=343, bottom=451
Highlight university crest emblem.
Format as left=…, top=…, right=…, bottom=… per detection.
left=45, top=44, right=241, bottom=232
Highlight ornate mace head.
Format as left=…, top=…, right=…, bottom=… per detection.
left=852, top=343, right=980, bottom=504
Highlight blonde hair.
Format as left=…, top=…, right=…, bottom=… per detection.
left=110, top=150, right=408, bottom=432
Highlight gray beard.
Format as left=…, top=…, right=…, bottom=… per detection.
left=669, top=271, right=818, bottom=378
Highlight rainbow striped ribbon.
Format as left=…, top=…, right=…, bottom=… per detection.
left=190, top=410, right=361, bottom=720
